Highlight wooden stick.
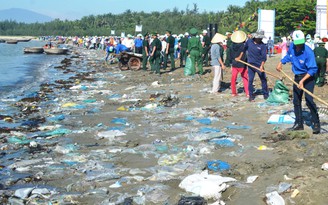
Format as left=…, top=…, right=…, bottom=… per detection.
left=237, top=59, right=282, bottom=80
left=280, top=70, right=328, bottom=107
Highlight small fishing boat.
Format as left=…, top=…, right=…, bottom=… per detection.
left=6, top=40, right=18, bottom=44
left=24, top=47, right=44, bottom=54
left=44, top=48, right=69, bottom=55
left=17, top=38, right=32, bottom=42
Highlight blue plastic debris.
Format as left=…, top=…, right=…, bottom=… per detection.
left=45, top=129, right=71, bottom=136
left=207, top=160, right=231, bottom=171
left=199, top=127, right=220, bottom=133
left=111, top=118, right=128, bottom=125
left=197, top=118, right=211, bottom=125
left=185, top=116, right=194, bottom=121
left=108, top=126, right=125, bottom=131
left=108, top=94, right=122, bottom=99
left=73, top=105, right=87, bottom=109
left=226, top=125, right=251, bottom=130
left=83, top=99, right=97, bottom=103
left=80, top=85, right=88, bottom=91
left=209, top=139, right=235, bottom=147
left=48, top=114, right=65, bottom=122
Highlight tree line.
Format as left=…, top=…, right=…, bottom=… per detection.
left=0, top=0, right=316, bottom=37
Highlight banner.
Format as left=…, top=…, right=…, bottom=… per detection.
left=135, top=25, right=142, bottom=32
left=111, top=30, right=115, bottom=35
left=258, top=9, right=275, bottom=43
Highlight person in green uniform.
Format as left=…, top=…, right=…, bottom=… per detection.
left=179, top=32, right=189, bottom=67
left=149, top=33, right=162, bottom=75
left=142, top=32, right=150, bottom=71
left=202, top=30, right=211, bottom=67
left=224, top=32, right=232, bottom=67
left=187, top=28, right=203, bottom=75
left=163, top=30, right=176, bottom=71
left=313, top=42, right=328, bottom=87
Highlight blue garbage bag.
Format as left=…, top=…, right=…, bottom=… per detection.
left=209, top=138, right=235, bottom=147
left=207, top=160, right=231, bottom=171
left=199, top=127, right=220, bottom=133
left=197, top=118, right=211, bottom=125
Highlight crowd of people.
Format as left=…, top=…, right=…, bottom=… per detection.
left=65, top=28, right=327, bottom=134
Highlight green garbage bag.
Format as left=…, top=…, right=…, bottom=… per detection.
left=184, top=57, right=192, bottom=76
left=266, top=80, right=289, bottom=104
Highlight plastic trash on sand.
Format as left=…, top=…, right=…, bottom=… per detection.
left=44, top=128, right=71, bottom=136
left=278, top=182, right=292, bottom=193
left=246, top=175, right=259, bottom=183
left=321, top=162, right=328, bottom=170
left=207, top=160, right=231, bottom=172
left=257, top=145, right=274, bottom=151
left=209, top=139, right=235, bottom=147
left=158, top=152, right=186, bottom=166
left=199, top=127, right=220, bottom=133
left=178, top=196, right=206, bottom=205
left=267, top=115, right=295, bottom=124
left=179, top=170, right=236, bottom=200
left=96, top=130, right=126, bottom=140
left=111, top=118, right=128, bottom=125
left=7, top=136, right=31, bottom=145
left=226, top=125, right=251, bottom=130
left=265, top=191, right=285, bottom=205
left=197, top=118, right=212, bottom=125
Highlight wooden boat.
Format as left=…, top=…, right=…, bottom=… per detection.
left=44, top=48, right=69, bottom=55
left=17, top=38, right=32, bottom=42
left=6, top=40, right=18, bottom=44
left=24, top=47, right=44, bottom=54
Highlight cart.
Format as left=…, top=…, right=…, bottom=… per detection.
left=117, top=52, right=143, bottom=71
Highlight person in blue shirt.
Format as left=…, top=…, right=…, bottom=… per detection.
left=105, top=44, right=114, bottom=62
left=134, top=34, right=143, bottom=54
left=276, top=30, right=320, bottom=134
left=267, top=36, right=274, bottom=57
left=238, top=30, right=269, bottom=101
left=114, top=40, right=129, bottom=54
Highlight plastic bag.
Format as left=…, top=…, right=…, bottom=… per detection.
left=184, top=57, right=192, bottom=76
left=266, top=80, right=289, bottom=104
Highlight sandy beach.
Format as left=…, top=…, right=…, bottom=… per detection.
left=0, top=46, right=327, bottom=205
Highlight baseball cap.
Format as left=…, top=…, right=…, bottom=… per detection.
left=292, top=30, right=305, bottom=45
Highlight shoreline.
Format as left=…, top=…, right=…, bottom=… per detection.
left=0, top=47, right=327, bottom=204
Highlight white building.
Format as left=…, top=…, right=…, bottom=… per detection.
left=316, top=0, right=327, bottom=37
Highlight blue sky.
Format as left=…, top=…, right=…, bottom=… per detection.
left=0, top=0, right=250, bottom=20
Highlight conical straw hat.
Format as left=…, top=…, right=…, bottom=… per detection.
left=211, top=33, right=227, bottom=43
left=231, top=31, right=247, bottom=43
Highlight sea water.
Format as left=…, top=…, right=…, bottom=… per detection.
left=0, top=40, right=68, bottom=119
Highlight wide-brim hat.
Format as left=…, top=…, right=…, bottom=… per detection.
left=252, top=30, right=266, bottom=39
left=231, top=31, right=247, bottom=43
left=211, top=33, right=227, bottom=44
left=143, top=32, right=149, bottom=37
left=190, top=28, right=198, bottom=35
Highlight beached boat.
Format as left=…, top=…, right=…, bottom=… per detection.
left=6, top=40, right=18, bottom=44
left=17, top=38, right=32, bottom=42
left=24, top=47, right=44, bottom=54
left=44, top=48, right=69, bottom=55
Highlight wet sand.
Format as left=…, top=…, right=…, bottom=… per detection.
left=1, top=47, right=328, bottom=205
